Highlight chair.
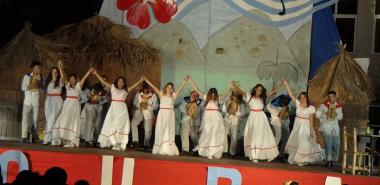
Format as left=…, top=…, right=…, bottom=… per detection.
left=341, top=126, right=371, bottom=175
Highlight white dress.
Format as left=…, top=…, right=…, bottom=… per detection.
left=52, top=83, right=81, bottom=146
left=43, top=82, right=63, bottom=143
left=196, top=96, right=226, bottom=159
left=98, top=85, right=130, bottom=150
left=285, top=100, right=321, bottom=164
left=152, top=92, right=179, bottom=155
left=244, top=93, right=279, bottom=162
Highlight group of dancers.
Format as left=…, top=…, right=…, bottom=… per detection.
left=20, top=60, right=343, bottom=167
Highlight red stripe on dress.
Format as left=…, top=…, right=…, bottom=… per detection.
left=66, top=96, right=79, bottom=99
left=296, top=115, right=309, bottom=120
left=244, top=145, right=278, bottom=150
left=204, top=109, right=218, bottom=111
left=154, top=140, right=176, bottom=146
left=251, top=109, right=263, bottom=112
left=47, top=93, right=61, bottom=96
left=286, top=145, right=321, bottom=156
left=112, top=99, right=125, bottom=102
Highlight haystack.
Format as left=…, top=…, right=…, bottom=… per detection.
left=308, top=44, right=373, bottom=147
left=44, top=16, right=160, bottom=88
left=0, top=24, right=65, bottom=137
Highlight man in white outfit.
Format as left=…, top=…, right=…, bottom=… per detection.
left=180, top=91, right=203, bottom=155
left=222, top=91, right=245, bottom=156
left=131, top=82, right=158, bottom=149
left=21, top=61, right=43, bottom=143
left=316, top=91, right=343, bottom=167
left=267, top=94, right=291, bottom=160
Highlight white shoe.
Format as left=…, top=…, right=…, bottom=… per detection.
left=253, top=160, right=259, bottom=163
left=297, top=162, right=304, bottom=167
left=42, top=141, right=49, bottom=145
left=112, top=146, right=120, bottom=151
left=63, top=142, right=75, bottom=148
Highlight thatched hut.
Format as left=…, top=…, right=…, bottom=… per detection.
left=0, top=16, right=160, bottom=138
left=44, top=16, right=160, bottom=87
left=308, top=44, right=373, bottom=146
left=0, top=24, right=65, bottom=138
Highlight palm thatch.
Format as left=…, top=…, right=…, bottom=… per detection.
left=44, top=16, right=160, bottom=83
left=309, top=44, right=373, bottom=131
left=0, top=23, right=66, bottom=73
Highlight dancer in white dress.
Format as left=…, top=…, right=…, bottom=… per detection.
left=190, top=78, right=232, bottom=159
left=234, top=82, right=279, bottom=163
left=52, top=61, right=93, bottom=147
left=43, top=65, right=64, bottom=144
left=94, top=70, right=143, bottom=151
left=283, top=80, right=321, bottom=166
left=144, top=76, right=188, bottom=156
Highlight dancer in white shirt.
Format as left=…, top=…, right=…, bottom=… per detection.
left=21, top=61, right=44, bottom=143
left=131, top=82, right=159, bottom=150
left=316, top=91, right=343, bottom=167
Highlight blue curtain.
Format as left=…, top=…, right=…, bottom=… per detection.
left=309, top=1, right=341, bottom=79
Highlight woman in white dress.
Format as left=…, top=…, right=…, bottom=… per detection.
left=52, top=62, right=93, bottom=147
left=190, top=78, right=232, bottom=159
left=144, top=76, right=188, bottom=156
left=43, top=64, right=64, bottom=145
left=234, top=83, right=279, bottom=163
left=94, top=70, right=143, bottom=151
left=283, top=80, right=321, bottom=166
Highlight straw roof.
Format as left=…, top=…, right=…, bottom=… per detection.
left=308, top=44, right=373, bottom=105
left=0, top=23, right=66, bottom=72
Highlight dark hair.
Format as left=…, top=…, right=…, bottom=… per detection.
left=114, top=76, right=128, bottom=91
left=328, top=90, right=336, bottom=95
left=140, top=82, right=150, bottom=92
left=44, top=167, right=67, bottom=185
left=298, top=91, right=310, bottom=107
left=279, top=95, right=290, bottom=107
left=204, top=88, right=219, bottom=107
left=12, top=170, right=42, bottom=185
left=68, top=73, right=78, bottom=88
left=289, top=182, right=299, bottom=185
left=249, top=84, right=267, bottom=104
left=163, top=82, right=174, bottom=95
left=30, top=61, right=41, bottom=68
left=45, top=67, right=61, bottom=89
left=74, top=180, right=90, bottom=185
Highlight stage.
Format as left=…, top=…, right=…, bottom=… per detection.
left=0, top=140, right=379, bottom=185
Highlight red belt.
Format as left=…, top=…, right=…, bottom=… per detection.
left=296, top=115, right=309, bottom=120
left=66, top=96, right=79, bottom=99
left=205, top=109, right=218, bottom=111
left=251, top=109, right=263, bottom=112
left=112, top=99, right=125, bottom=102
left=47, top=93, right=61, bottom=96
left=160, top=107, right=173, bottom=110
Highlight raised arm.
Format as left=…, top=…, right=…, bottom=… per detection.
left=174, top=76, right=189, bottom=99
left=267, top=83, right=280, bottom=98
left=79, top=68, right=93, bottom=87
left=128, top=77, right=144, bottom=92
left=58, top=60, right=68, bottom=84
left=188, top=77, right=204, bottom=97
left=93, top=70, right=112, bottom=89
left=143, top=77, right=160, bottom=95
left=283, top=79, right=297, bottom=103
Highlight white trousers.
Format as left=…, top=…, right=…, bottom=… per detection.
left=181, top=117, right=200, bottom=152
left=272, top=121, right=290, bottom=157
left=131, top=110, right=153, bottom=147
left=21, top=104, right=39, bottom=139
left=223, top=115, right=239, bottom=155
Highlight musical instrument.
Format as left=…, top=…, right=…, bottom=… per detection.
left=29, top=74, right=41, bottom=92
left=139, top=94, right=150, bottom=110
left=186, top=102, right=198, bottom=119
left=227, top=101, right=238, bottom=116
left=327, top=103, right=337, bottom=121
left=277, top=107, right=289, bottom=120
left=89, top=90, right=101, bottom=104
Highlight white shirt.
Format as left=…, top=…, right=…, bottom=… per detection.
left=21, top=73, right=41, bottom=106
left=316, top=101, right=343, bottom=135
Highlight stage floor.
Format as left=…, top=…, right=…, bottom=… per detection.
left=0, top=140, right=342, bottom=175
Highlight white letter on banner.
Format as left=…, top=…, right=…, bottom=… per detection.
left=121, top=158, right=134, bottom=185
left=0, top=150, right=29, bottom=184
left=207, top=167, right=242, bottom=185
left=101, top=155, right=114, bottom=185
